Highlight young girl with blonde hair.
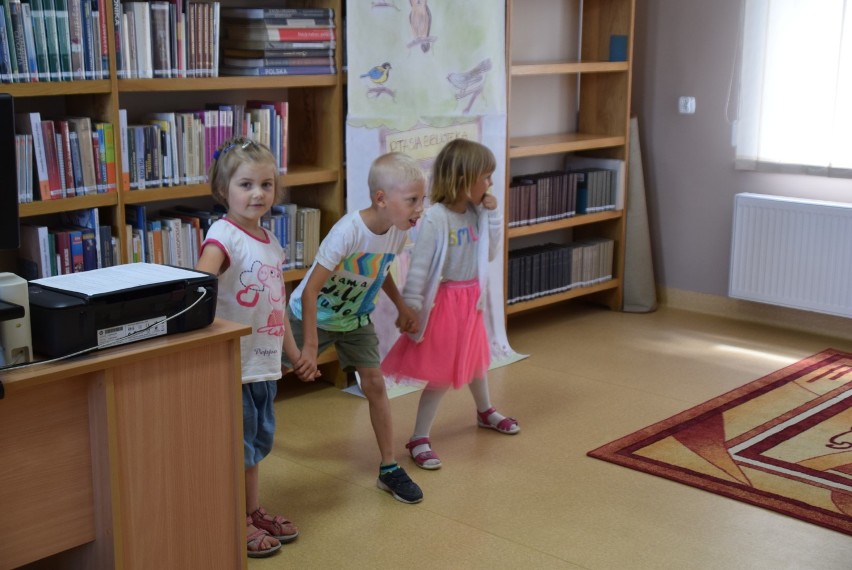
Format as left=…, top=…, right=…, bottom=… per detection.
left=382, top=139, right=519, bottom=471
left=197, top=136, right=318, bottom=557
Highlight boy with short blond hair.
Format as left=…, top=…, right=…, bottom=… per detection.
left=285, top=152, right=426, bottom=503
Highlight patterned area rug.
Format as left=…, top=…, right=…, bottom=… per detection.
left=588, top=349, right=852, bottom=536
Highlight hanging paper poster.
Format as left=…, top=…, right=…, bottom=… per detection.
left=346, top=0, right=522, bottom=368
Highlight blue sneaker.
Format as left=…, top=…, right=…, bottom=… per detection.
left=377, top=466, right=423, bottom=504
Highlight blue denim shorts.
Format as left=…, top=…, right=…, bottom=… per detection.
left=242, top=380, right=277, bottom=468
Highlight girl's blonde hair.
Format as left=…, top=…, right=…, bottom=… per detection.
left=208, top=136, right=282, bottom=206
left=429, top=139, right=496, bottom=205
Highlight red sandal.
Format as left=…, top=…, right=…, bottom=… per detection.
left=405, top=437, right=442, bottom=470
left=250, top=507, right=300, bottom=543
left=477, top=407, right=520, bottom=435
left=247, top=516, right=281, bottom=558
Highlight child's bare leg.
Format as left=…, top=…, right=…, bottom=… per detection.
left=357, top=367, right=395, bottom=463
left=245, top=465, right=279, bottom=552
left=246, top=464, right=260, bottom=514
left=360, top=366, right=424, bottom=503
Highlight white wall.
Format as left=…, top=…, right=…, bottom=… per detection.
left=632, top=0, right=852, bottom=297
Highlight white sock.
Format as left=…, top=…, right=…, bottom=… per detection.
left=468, top=377, right=506, bottom=425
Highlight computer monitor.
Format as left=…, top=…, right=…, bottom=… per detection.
left=0, top=93, right=19, bottom=250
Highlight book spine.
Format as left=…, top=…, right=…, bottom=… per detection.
left=67, top=228, right=83, bottom=272
left=28, top=0, right=51, bottom=81
left=224, top=8, right=333, bottom=20
left=41, top=0, right=61, bottom=80
left=100, top=121, right=116, bottom=191
left=234, top=27, right=334, bottom=42
left=9, top=0, right=31, bottom=82
left=150, top=1, right=170, bottom=77
left=220, top=64, right=335, bottom=76
left=66, top=0, right=83, bottom=79
left=53, top=0, right=71, bottom=79
left=91, top=127, right=105, bottom=191
left=111, top=0, right=121, bottom=77
left=68, top=129, right=84, bottom=193
left=96, top=0, right=107, bottom=76
left=79, top=0, right=93, bottom=79
left=98, top=224, right=112, bottom=267
left=52, top=230, right=71, bottom=274
left=0, top=7, right=11, bottom=83
left=1, top=1, right=18, bottom=81
left=20, top=2, right=39, bottom=80
left=56, top=121, right=77, bottom=193
left=18, top=112, right=51, bottom=199
left=118, top=108, right=129, bottom=188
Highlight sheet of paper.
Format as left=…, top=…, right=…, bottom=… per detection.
left=30, top=263, right=209, bottom=297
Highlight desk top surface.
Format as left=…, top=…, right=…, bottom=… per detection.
left=0, top=318, right=250, bottom=391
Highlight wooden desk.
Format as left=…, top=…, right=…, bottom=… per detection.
left=0, top=319, right=250, bottom=570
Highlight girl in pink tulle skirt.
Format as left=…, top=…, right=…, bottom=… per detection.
left=381, top=140, right=520, bottom=471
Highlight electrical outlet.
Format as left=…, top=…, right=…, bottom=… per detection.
left=678, top=96, right=696, bottom=114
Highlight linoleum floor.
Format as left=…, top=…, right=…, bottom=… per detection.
left=251, top=305, right=852, bottom=569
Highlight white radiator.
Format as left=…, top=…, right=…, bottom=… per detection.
left=729, top=193, right=852, bottom=318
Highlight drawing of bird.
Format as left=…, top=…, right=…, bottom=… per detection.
left=360, top=62, right=392, bottom=85
left=447, top=58, right=492, bottom=98
left=409, top=0, right=432, bottom=53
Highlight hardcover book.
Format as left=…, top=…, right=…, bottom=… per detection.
left=225, top=26, right=334, bottom=42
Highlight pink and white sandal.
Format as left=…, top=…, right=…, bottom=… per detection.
left=477, top=407, right=520, bottom=435
left=250, top=507, right=299, bottom=543
left=247, top=517, right=281, bottom=558
left=405, top=437, right=442, bottom=470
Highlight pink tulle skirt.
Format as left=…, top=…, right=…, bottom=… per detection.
left=381, top=279, right=489, bottom=389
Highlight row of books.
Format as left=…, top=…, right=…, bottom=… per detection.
left=261, top=203, right=320, bottom=270
left=219, top=6, right=335, bottom=77
left=123, top=100, right=288, bottom=190
left=116, top=0, right=219, bottom=79
left=508, top=167, right=618, bottom=228
left=19, top=208, right=115, bottom=278
left=19, top=201, right=320, bottom=277
left=507, top=238, right=614, bottom=304
left=15, top=99, right=288, bottom=200
left=125, top=204, right=208, bottom=268
left=0, top=0, right=110, bottom=83
left=16, top=112, right=116, bottom=202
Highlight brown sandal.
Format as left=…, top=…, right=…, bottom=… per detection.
left=247, top=516, right=281, bottom=558
left=250, top=507, right=300, bottom=543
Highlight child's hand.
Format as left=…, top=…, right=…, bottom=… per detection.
left=396, top=305, right=419, bottom=334
left=481, top=194, right=498, bottom=210
left=293, top=347, right=319, bottom=381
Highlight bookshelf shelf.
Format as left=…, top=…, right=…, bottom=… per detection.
left=511, top=61, right=628, bottom=76
left=284, top=268, right=309, bottom=283
left=507, top=210, right=622, bottom=239
left=20, top=194, right=119, bottom=218
left=509, top=133, right=626, bottom=159
left=506, top=278, right=621, bottom=315
left=1, top=81, right=114, bottom=98
left=505, top=0, right=634, bottom=314
left=122, top=185, right=213, bottom=204
left=118, top=75, right=338, bottom=93
left=284, top=165, right=340, bottom=187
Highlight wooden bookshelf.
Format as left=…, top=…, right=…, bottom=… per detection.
left=505, top=0, right=634, bottom=314
left=6, top=0, right=344, bottom=277
left=4, top=0, right=345, bottom=384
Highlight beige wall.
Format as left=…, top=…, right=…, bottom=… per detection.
left=632, top=0, right=852, bottom=297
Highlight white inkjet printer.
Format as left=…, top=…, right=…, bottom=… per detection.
left=28, top=263, right=217, bottom=358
